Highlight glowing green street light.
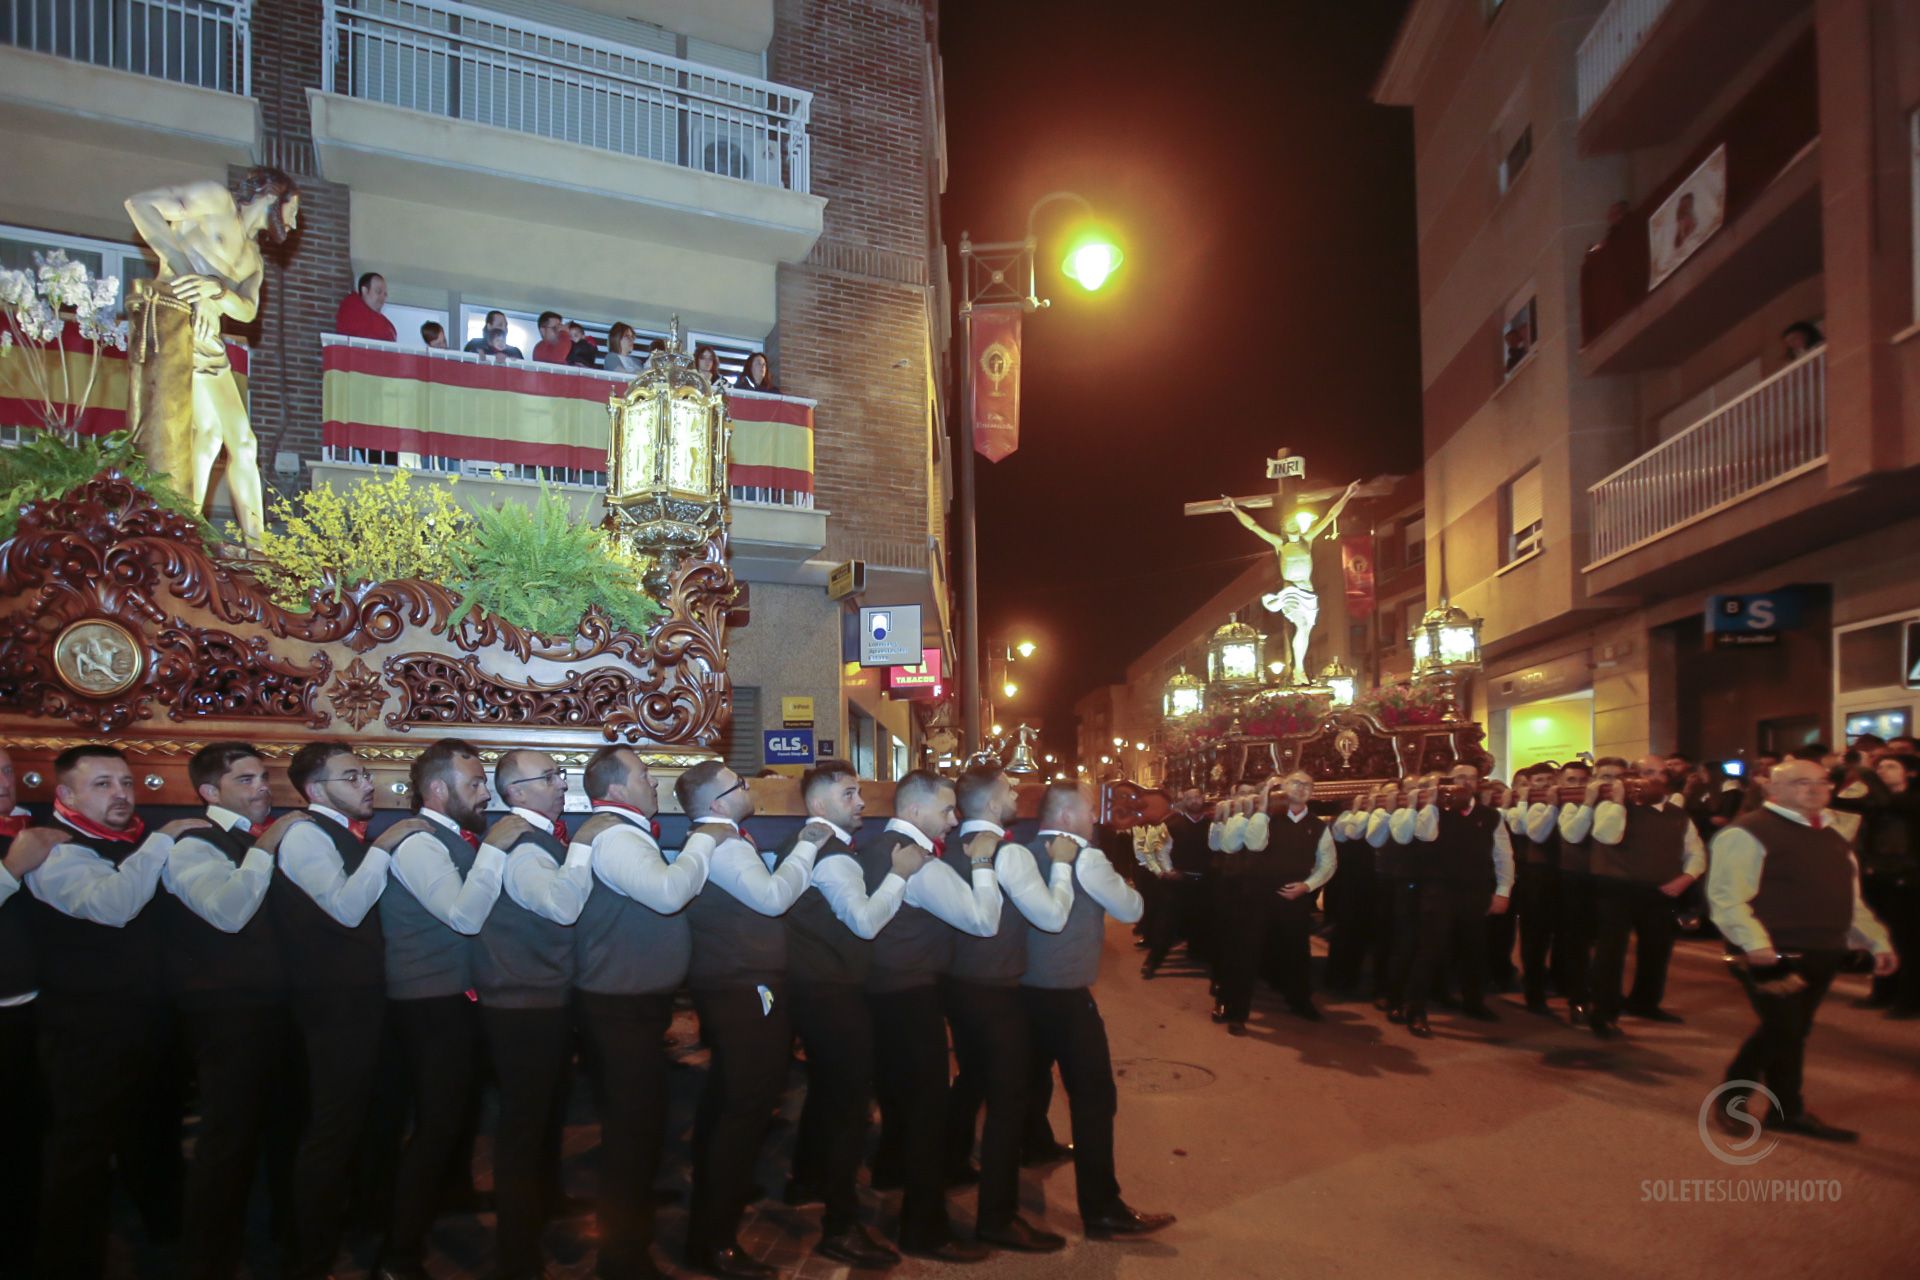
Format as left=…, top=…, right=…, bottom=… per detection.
left=1062, top=236, right=1124, bottom=292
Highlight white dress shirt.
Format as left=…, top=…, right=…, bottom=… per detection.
left=1036, top=829, right=1143, bottom=924
left=1707, top=803, right=1893, bottom=956
left=1272, top=808, right=1338, bottom=891
left=390, top=807, right=508, bottom=935
left=27, top=816, right=177, bottom=926
left=1559, top=803, right=1596, bottom=843
left=164, top=806, right=272, bottom=933
left=801, top=818, right=907, bottom=939
left=1410, top=804, right=1515, bottom=897
left=581, top=807, right=707, bottom=916
left=1364, top=808, right=1396, bottom=848
left=683, top=814, right=813, bottom=917
left=960, top=819, right=1073, bottom=931
left=490, top=806, right=592, bottom=925
left=1132, top=823, right=1173, bottom=876
left=277, top=804, right=391, bottom=929
left=1210, top=812, right=1248, bottom=853
left=1388, top=805, right=1422, bottom=845
left=1524, top=803, right=1562, bottom=843
left=888, top=817, right=1001, bottom=937
left=1590, top=797, right=1708, bottom=877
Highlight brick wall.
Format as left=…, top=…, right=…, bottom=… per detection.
left=771, top=0, right=943, bottom=571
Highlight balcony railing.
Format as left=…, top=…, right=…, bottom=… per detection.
left=1, top=0, right=250, bottom=93
left=1576, top=0, right=1672, bottom=119
left=321, top=0, right=811, bottom=193
left=319, top=336, right=816, bottom=510
left=1587, top=347, right=1826, bottom=566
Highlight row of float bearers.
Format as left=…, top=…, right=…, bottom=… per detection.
left=0, top=738, right=1171, bottom=1280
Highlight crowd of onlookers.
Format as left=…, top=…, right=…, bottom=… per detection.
left=331, top=273, right=781, bottom=392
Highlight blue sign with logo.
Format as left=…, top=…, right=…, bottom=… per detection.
left=764, top=729, right=815, bottom=765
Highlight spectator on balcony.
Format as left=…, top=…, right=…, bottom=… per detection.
left=566, top=321, right=600, bottom=369
left=603, top=323, right=645, bottom=375
left=463, top=310, right=524, bottom=361
left=693, top=344, right=722, bottom=384
left=1503, top=323, right=1531, bottom=373
left=735, top=351, right=780, bottom=394
left=532, top=311, right=571, bottom=364
left=334, top=272, right=396, bottom=342
left=1782, top=321, right=1824, bottom=361
left=420, top=321, right=448, bottom=350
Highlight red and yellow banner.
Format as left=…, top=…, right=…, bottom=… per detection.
left=0, top=325, right=248, bottom=435
left=1342, top=535, right=1376, bottom=614
left=321, top=341, right=813, bottom=494
left=969, top=304, right=1022, bottom=462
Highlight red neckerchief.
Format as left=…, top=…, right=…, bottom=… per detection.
left=0, top=811, right=28, bottom=839
left=54, top=798, right=146, bottom=843
left=459, top=828, right=482, bottom=851
left=553, top=817, right=569, bottom=845
left=591, top=800, right=663, bottom=841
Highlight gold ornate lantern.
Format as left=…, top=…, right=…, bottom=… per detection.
left=606, top=317, right=731, bottom=596
left=1205, top=619, right=1265, bottom=694
left=1162, top=667, right=1205, bottom=721
left=1410, top=598, right=1483, bottom=719
left=1320, top=658, right=1357, bottom=707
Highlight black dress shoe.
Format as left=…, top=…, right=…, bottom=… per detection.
left=943, top=1161, right=980, bottom=1187
left=1567, top=1001, right=1593, bottom=1025
left=1460, top=1003, right=1499, bottom=1023
left=868, top=1163, right=903, bottom=1192
left=977, top=1216, right=1067, bottom=1253
left=1372, top=994, right=1393, bottom=1011
left=782, top=1177, right=825, bottom=1207
left=1524, top=995, right=1552, bottom=1015
left=1590, top=1018, right=1622, bottom=1041
left=1768, top=1112, right=1859, bottom=1143
left=1385, top=1003, right=1406, bottom=1025
left=1209, top=1003, right=1229, bottom=1024
left=1083, top=1200, right=1175, bottom=1238
left=1021, top=1139, right=1074, bottom=1167
left=898, top=1238, right=992, bottom=1263
left=1406, top=1014, right=1432, bottom=1038
left=1141, top=961, right=1159, bottom=979
left=816, top=1226, right=901, bottom=1268
left=688, top=1243, right=779, bottom=1278
left=1624, top=1005, right=1684, bottom=1024
left=1226, top=1021, right=1247, bottom=1036
left=1288, top=1002, right=1324, bottom=1022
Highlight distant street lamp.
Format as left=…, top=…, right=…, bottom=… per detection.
left=1015, top=639, right=1038, bottom=659
left=1002, top=680, right=1019, bottom=699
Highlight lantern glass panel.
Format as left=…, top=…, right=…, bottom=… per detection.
left=1411, top=628, right=1434, bottom=666
left=668, top=396, right=708, bottom=493
left=1441, top=624, right=1478, bottom=665
left=1329, top=674, right=1356, bottom=706
left=1219, top=642, right=1258, bottom=682
left=1168, top=684, right=1204, bottom=718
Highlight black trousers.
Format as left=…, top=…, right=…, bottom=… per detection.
left=1862, top=875, right=1920, bottom=1010
left=1262, top=892, right=1315, bottom=1006
left=0, top=1002, right=42, bottom=1280
left=1136, top=871, right=1169, bottom=946
left=575, top=990, right=674, bottom=1280
left=1725, top=950, right=1842, bottom=1119
left=1325, top=845, right=1374, bottom=990
left=943, top=979, right=1030, bottom=1230
left=385, top=994, right=484, bottom=1269
left=788, top=982, right=874, bottom=1236
left=688, top=984, right=791, bottom=1257
left=1556, top=872, right=1597, bottom=1006
left=482, top=1003, right=573, bottom=1278
left=1371, top=877, right=1422, bottom=1006
left=1403, top=883, right=1489, bottom=1019
left=1484, top=906, right=1517, bottom=987
left=286, top=985, right=386, bottom=1280
left=179, top=1001, right=289, bottom=1280
left=35, top=996, right=182, bottom=1280
left=1020, top=986, right=1121, bottom=1223
left=1145, top=875, right=1212, bottom=966
left=1590, top=879, right=1678, bottom=1022
left=867, top=984, right=954, bottom=1249
left=1515, top=861, right=1560, bottom=1004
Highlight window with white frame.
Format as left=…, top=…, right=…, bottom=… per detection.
left=0, top=224, right=156, bottom=316
left=1499, top=125, right=1533, bottom=193
left=1502, top=292, right=1538, bottom=378
left=1403, top=515, right=1426, bottom=567
left=1503, top=463, right=1543, bottom=565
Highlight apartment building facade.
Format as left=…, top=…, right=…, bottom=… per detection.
left=0, top=0, right=954, bottom=776
left=1375, top=0, right=1920, bottom=771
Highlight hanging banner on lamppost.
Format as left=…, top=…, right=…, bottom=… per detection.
left=969, top=303, right=1022, bottom=462
left=1341, top=535, right=1376, bottom=614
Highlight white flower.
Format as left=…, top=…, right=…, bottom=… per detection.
left=0, top=330, right=12, bottom=352
left=0, top=267, right=32, bottom=310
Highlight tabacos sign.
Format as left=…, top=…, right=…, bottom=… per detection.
left=888, top=648, right=943, bottom=700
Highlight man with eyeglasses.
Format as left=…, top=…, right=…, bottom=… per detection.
left=254, top=741, right=389, bottom=1280
left=679, top=760, right=815, bottom=1279
left=474, top=750, right=592, bottom=1280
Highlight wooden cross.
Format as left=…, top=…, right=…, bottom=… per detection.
left=1184, top=446, right=1307, bottom=537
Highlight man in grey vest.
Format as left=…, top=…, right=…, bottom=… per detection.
left=370, top=739, right=504, bottom=1280
left=1588, top=755, right=1705, bottom=1037
left=778, top=759, right=920, bottom=1270
left=1021, top=782, right=1175, bottom=1240
left=863, top=770, right=999, bottom=1263
left=946, top=764, right=1075, bottom=1253
left=571, top=745, right=708, bottom=1280
left=1707, top=760, right=1895, bottom=1141
left=475, top=750, right=589, bottom=1280
left=680, top=761, right=815, bottom=1279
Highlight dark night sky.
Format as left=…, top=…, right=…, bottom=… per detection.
left=939, top=0, right=1425, bottom=753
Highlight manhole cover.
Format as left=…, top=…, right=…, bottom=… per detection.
left=1111, top=1058, right=1217, bottom=1094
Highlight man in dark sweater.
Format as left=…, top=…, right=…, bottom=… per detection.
left=372, top=739, right=506, bottom=1280
left=571, top=745, right=708, bottom=1280
left=473, top=749, right=590, bottom=1280
left=255, top=741, right=389, bottom=1280
left=779, top=759, right=919, bottom=1270
left=164, top=743, right=284, bottom=1280
left=1143, top=787, right=1211, bottom=976
left=1587, top=755, right=1705, bottom=1037
left=681, top=760, right=816, bottom=1279
left=18, top=745, right=207, bottom=1280
left=1707, top=760, right=1896, bottom=1141
left=1216, top=770, right=1335, bottom=1030
left=1401, top=764, right=1513, bottom=1039
left=863, top=770, right=999, bottom=1263
left=0, top=744, right=45, bottom=1280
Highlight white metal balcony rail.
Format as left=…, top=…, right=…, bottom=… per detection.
left=1, top=0, right=250, bottom=94
left=321, top=0, right=811, bottom=193
left=1576, top=0, right=1673, bottom=119
left=1588, top=347, right=1827, bottom=566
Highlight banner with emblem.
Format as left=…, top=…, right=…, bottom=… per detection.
left=968, top=304, right=1022, bottom=462
left=1341, top=535, right=1375, bottom=615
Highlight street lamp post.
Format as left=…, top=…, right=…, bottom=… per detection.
left=956, top=192, right=1122, bottom=751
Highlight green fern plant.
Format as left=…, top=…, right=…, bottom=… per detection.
left=450, top=485, right=663, bottom=639
left=0, top=428, right=209, bottom=541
